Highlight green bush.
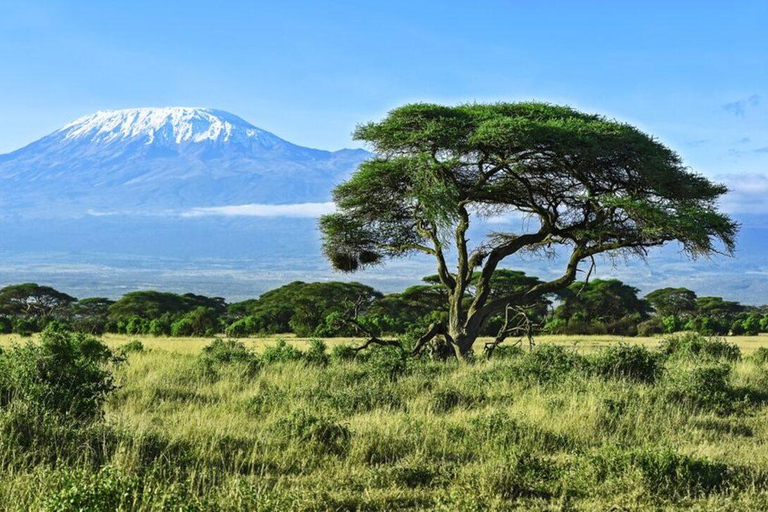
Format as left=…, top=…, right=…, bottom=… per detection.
left=511, top=344, right=585, bottom=384
left=591, top=343, right=662, bottom=383
left=660, top=332, right=740, bottom=362
left=261, top=339, right=303, bottom=364
left=11, top=317, right=37, bottom=336
left=225, top=316, right=257, bottom=338
left=0, top=316, right=12, bottom=334
left=330, top=344, right=358, bottom=362
left=198, top=338, right=260, bottom=377
left=43, top=467, right=140, bottom=512
left=488, top=344, right=525, bottom=360
left=0, top=327, right=116, bottom=422
left=304, top=338, right=329, bottom=366
left=637, top=318, right=664, bottom=337
left=362, top=345, right=408, bottom=380
left=662, top=363, right=734, bottom=412
left=116, top=339, right=145, bottom=357
left=751, top=347, right=768, bottom=365
left=591, top=446, right=730, bottom=497
left=272, top=410, right=351, bottom=455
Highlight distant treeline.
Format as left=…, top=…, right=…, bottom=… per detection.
left=0, top=276, right=767, bottom=338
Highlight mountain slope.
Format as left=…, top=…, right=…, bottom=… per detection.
left=0, top=107, right=369, bottom=217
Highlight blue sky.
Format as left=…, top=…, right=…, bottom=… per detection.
left=1, top=0, right=766, bottom=185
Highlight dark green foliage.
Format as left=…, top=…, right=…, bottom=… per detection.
left=0, top=327, right=116, bottom=422
left=552, top=279, right=650, bottom=336
left=227, top=281, right=382, bottom=337
left=662, top=363, right=734, bottom=412
left=491, top=450, right=556, bottom=500
left=511, top=344, right=585, bottom=384
left=272, top=410, right=351, bottom=455
left=751, top=347, right=768, bottom=365
left=261, top=339, right=303, bottom=364
left=0, top=316, right=12, bottom=334
left=361, top=345, right=409, bottom=380
left=637, top=317, right=665, bottom=336
left=660, top=332, right=741, bottom=362
left=115, top=339, right=145, bottom=357
left=645, top=287, right=698, bottom=317
left=330, top=344, right=358, bottom=362
left=0, top=283, right=76, bottom=320
left=304, top=338, right=329, bottom=366
left=11, top=316, right=36, bottom=336
left=171, top=307, right=220, bottom=336
left=591, top=447, right=730, bottom=497
left=430, top=388, right=480, bottom=413
left=321, top=101, right=735, bottom=355
left=69, top=298, right=115, bottom=335
left=488, top=344, right=525, bottom=360
left=109, top=291, right=225, bottom=336
left=198, top=339, right=260, bottom=377
left=43, top=467, right=141, bottom=512
left=591, top=343, right=662, bottom=383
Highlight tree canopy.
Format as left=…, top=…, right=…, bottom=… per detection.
left=320, top=102, right=737, bottom=357
left=645, top=287, right=698, bottom=317
left=0, top=283, right=76, bottom=318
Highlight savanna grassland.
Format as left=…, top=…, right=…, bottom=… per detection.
left=3, top=332, right=768, bottom=511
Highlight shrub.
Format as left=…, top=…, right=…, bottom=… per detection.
left=304, top=338, right=329, bottom=366
left=11, top=317, right=37, bottom=336
left=0, top=328, right=116, bottom=422
left=170, top=317, right=194, bottom=337
left=272, top=410, right=351, bottom=455
left=591, top=343, right=662, bottom=383
left=115, top=339, right=145, bottom=357
left=591, top=446, right=730, bottom=497
left=225, top=316, right=256, bottom=338
left=261, top=339, right=303, bottom=364
left=362, top=345, right=408, bottom=380
left=511, top=344, right=585, bottom=384
left=659, top=332, right=740, bottom=362
left=637, top=318, right=664, bottom=337
left=0, top=316, right=12, bottom=334
left=751, top=347, right=768, bottom=365
left=198, top=339, right=260, bottom=377
left=148, top=318, right=171, bottom=337
left=330, top=344, right=358, bottom=362
left=662, top=363, right=734, bottom=412
left=43, top=467, right=141, bottom=512
left=488, top=344, right=525, bottom=360
left=429, top=388, right=477, bottom=413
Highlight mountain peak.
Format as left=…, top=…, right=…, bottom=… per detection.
left=58, top=107, right=279, bottom=146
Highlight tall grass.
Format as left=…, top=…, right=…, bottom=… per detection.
left=2, top=334, right=768, bottom=510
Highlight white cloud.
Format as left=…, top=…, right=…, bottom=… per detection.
left=182, top=202, right=336, bottom=218
left=718, top=173, right=768, bottom=214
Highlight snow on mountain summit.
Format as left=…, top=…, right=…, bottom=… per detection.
left=0, top=106, right=371, bottom=216
left=58, top=107, right=282, bottom=146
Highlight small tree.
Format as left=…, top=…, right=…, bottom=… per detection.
left=320, top=102, right=736, bottom=359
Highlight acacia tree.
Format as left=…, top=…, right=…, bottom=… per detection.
left=0, top=283, right=76, bottom=319
left=320, top=103, right=737, bottom=359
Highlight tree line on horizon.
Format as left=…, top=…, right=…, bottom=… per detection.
left=0, top=278, right=766, bottom=341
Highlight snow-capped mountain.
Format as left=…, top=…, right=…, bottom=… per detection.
left=0, top=107, right=369, bottom=217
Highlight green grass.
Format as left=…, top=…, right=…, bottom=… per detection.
left=3, top=333, right=768, bottom=510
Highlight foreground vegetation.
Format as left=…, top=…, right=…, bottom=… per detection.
left=3, top=328, right=768, bottom=510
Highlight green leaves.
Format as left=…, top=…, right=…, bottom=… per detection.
left=321, top=101, right=737, bottom=348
